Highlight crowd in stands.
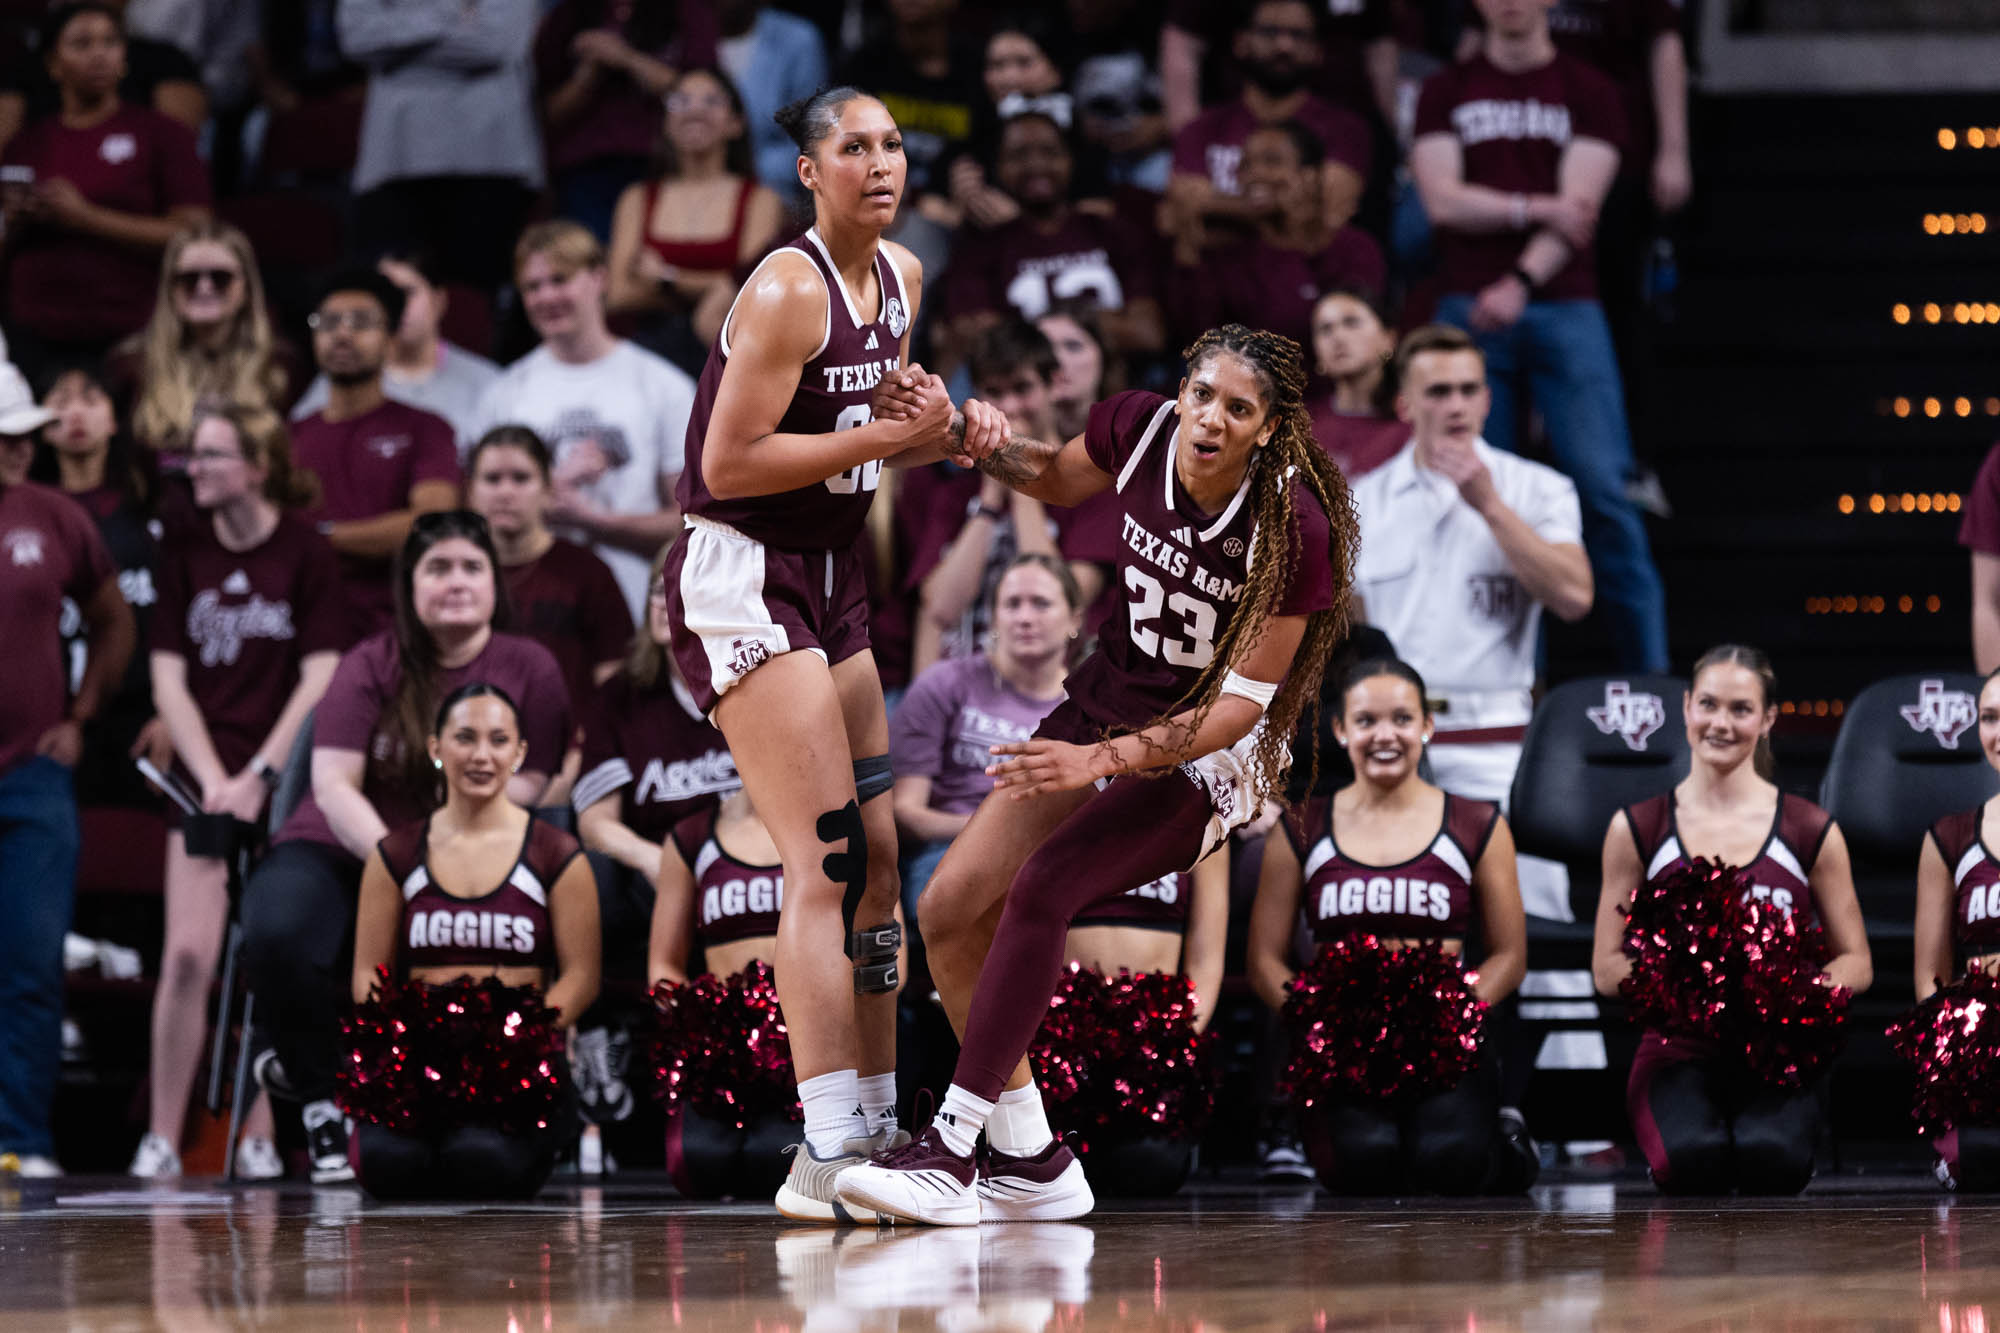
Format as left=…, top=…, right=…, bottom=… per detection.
left=19, top=0, right=1973, bottom=1197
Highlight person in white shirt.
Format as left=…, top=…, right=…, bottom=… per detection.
left=291, top=251, right=500, bottom=445
left=471, top=221, right=695, bottom=618
left=1351, top=322, right=1592, bottom=917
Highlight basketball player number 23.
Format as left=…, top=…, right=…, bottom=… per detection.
left=1125, top=567, right=1216, bottom=668
left=826, top=404, right=882, bottom=494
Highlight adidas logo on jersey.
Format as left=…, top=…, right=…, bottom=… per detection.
left=222, top=570, right=251, bottom=595
left=864, top=330, right=879, bottom=350
left=1171, top=525, right=1194, bottom=545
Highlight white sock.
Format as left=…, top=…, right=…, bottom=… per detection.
left=986, top=1083, right=1053, bottom=1157
left=799, top=1069, right=866, bottom=1157
left=933, top=1084, right=994, bottom=1158
left=857, top=1072, right=898, bottom=1132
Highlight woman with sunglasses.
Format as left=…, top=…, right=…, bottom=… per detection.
left=115, top=222, right=304, bottom=466
left=240, top=509, right=572, bottom=1184
left=130, top=402, right=341, bottom=1180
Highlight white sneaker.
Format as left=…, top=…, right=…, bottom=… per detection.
left=129, top=1132, right=181, bottom=1178
left=977, top=1139, right=1094, bottom=1223
left=834, top=1125, right=981, bottom=1227
left=1, top=1153, right=62, bottom=1178
left=302, top=1099, right=354, bottom=1184
left=235, top=1136, right=285, bottom=1181
left=775, top=1126, right=909, bottom=1225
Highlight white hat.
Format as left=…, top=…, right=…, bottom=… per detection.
left=0, top=362, right=53, bottom=437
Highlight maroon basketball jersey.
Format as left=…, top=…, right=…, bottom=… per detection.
left=1624, top=792, right=1833, bottom=926
left=670, top=806, right=784, bottom=948
left=1061, top=390, right=1336, bottom=730
left=1287, top=794, right=1498, bottom=943
left=1928, top=807, right=2000, bottom=956
left=1072, top=869, right=1192, bottom=931
left=381, top=815, right=580, bottom=972
left=676, top=227, right=909, bottom=551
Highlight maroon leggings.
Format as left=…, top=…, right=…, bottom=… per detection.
left=951, top=771, right=1211, bottom=1101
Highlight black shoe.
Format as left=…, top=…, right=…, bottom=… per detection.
left=1489, top=1107, right=1541, bottom=1193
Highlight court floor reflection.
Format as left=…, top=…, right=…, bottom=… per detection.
left=6, top=1176, right=2000, bottom=1330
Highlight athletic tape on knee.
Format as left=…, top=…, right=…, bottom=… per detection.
left=849, top=920, right=901, bottom=994
left=817, top=799, right=868, bottom=940
left=853, top=753, right=894, bottom=803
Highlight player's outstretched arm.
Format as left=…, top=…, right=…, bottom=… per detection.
left=949, top=409, right=1112, bottom=509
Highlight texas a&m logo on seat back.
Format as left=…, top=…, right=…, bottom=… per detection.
left=1901, top=679, right=1977, bottom=749
left=1587, top=681, right=1666, bottom=752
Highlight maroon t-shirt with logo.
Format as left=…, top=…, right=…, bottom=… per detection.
left=678, top=228, right=908, bottom=551
left=2, top=104, right=210, bottom=343
left=944, top=210, right=1159, bottom=325
left=1171, top=228, right=1385, bottom=352
left=502, top=538, right=634, bottom=716
left=571, top=671, right=739, bottom=845
left=275, top=630, right=571, bottom=850
left=153, top=513, right=346, bottom=773
left=0, top=482, right=115, bottom=775
left=1414, top=52, right=1626, bottom=302
left=1062, top=390, right=1335, bottom=730
left=1286, top=793, right=1499, bottom=942
left=1309, top=400, right=1407, bottom=481
left=291, top=400, right=461, bottom=637
left=1172, top=95, right=1373, bottom=196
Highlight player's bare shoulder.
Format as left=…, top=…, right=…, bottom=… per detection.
left=730, top=247, right=831, bottom=358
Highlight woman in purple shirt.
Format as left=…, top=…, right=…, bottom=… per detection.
left=890, top=553, right=1082, bottom=918
left=240, top=509, right=570, bottom=1185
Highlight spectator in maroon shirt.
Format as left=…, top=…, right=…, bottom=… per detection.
left=465, top=424, right=632, bottom=801
left=1170, top=121, right=1386, bottom=353
left=0, top=3, right=211, bottom=379
left=943, top=112, right=1165, bottom=378
left=537, top=0, right=716, bottom=241
left=33, top=361, right=169, bottom=806
left=0, top=369, right=134, bottom=1176
left=0, top=0, right=207, bottom=156
left=291, top=267, right=462, bottom=641
left=116, top=221, right=304, bottom=466
left=1307, top=287, right=1407, bottom=482
left=942, top=16, right=1073, bottom=230
left=132, top=401, right=342, bottom=1181
left=908, top=320, right=1119, bottom=675
left=239, top=509, right=570, bottom=1182
left=1163, top=0, right=1371, bottom=266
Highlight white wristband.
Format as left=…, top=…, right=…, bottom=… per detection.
left=1220, top=671, right=1280, bottom=712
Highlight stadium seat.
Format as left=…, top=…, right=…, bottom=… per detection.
left=1818, top=672, right=1997, bottom=951
left=1509, top=674, right=1691, bottom=934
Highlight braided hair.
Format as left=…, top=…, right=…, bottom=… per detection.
left=1120, top=324, right=1360, bottom=805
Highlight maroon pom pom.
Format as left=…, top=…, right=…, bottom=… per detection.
left=1618, top=859, right=1849, bottom=1088
left=337, top=967, right=570, bottom=1136
left=1889, top=966, right=2000, bottom=1139
left=1028, top=965, right=1217, bottom=1156
left=648, top=961, right=801, bottom=1128
left=1277, top=936, right=1486, bottom=1106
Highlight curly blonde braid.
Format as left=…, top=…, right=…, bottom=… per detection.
left=1114, top=324, right=1360, bottom=805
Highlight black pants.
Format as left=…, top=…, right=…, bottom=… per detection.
left=240, top=839, right=362, bottom=1102
left=1082, top=1136, right=1196, bottom=1198
left=667, top=1108, right=797, bottom=1200
left=1628, top=1032, right=1819, bottom=1196
left=355, top=1122, right=560, bottom=1201
left=1302, top=1051, right=1524, bottom=1196
left=353, top=176, right=536, bottom=292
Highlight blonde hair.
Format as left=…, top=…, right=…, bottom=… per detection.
left=625, top=544, right=675, bottom=688
left=514, top=221, right=605, bottom=280
left=131, top=222, right=288, bottom=455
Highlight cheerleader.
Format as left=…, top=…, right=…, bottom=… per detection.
left=347, top=682, right=600, bottom=1199
left=1911, top=666, right=2000, bottom=1189
left=1248, top=658, right=1532, bottom=1194
left=1592, top=644, right=1871, bottom=1195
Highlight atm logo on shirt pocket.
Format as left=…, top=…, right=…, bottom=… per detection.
left=366, top=435, right=410, bottom=460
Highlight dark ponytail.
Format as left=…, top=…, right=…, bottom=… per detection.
left=1340, top=657, right=1430, bottom=718
left=774, top=85, right=875, bottom=157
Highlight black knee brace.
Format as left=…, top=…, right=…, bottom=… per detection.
left=848, top=919, right=901, bottom=993
left=817, top=798, right=899, bottom=993
left=854, top=753, right=894, bottom=804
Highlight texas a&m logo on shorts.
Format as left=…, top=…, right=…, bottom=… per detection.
left=1587, top=681, right=1665, bottom=752
left=727, top=637, right=771, bottom=679
left=1901, top=679, right=1977, bottom=749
